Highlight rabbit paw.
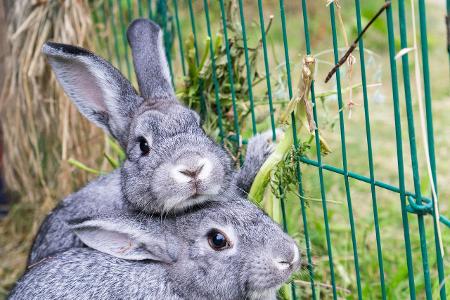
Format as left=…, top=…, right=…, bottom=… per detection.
left=246, top=128, right=284, bottom=159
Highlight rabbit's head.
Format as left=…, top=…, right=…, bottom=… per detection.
left=71, top=196, right=301, bottom=300
left=43, top=19, right=233, bottom=214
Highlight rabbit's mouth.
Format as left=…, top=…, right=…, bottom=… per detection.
left=188, top=181, right=221, bottom=198
left=165, top=193, right=211, bottom=213
left=186, top=188, right=215, bottom=202
left=187, top=192, right=205, bottom=202
left=157, top=178, right=223, bottom=213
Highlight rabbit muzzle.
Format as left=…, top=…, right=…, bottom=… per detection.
left=170, top=154, right=222, bottom=195
left=245, top=238, right=301, bottom=294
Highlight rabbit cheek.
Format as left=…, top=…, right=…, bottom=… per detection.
left=180, top=243, right=240, bottom=299
left=246, top=260, right=284, bottom=294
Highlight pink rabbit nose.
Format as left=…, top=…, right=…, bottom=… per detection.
left=170, top=158, right=213, bottom=183
left=179, top=164, right=204, bottom=179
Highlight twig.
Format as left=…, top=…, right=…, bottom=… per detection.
left=324, top=1, right=391, bottom=83
left=294, top=280, right=351, bottom=294
left=255, top=15, right=274, bottom=50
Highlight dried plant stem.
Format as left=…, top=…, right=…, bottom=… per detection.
left=324, top=1, right=391, bottom=83
left=294, top=280, right=351, bottom=295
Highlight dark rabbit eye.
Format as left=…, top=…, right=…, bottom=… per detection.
left=137, top=137, right=150, bottom=155
left=207, top=229, right=231, bottom=251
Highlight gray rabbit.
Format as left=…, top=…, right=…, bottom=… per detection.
left=11, top=195, right=300, bottom=300
left=43, top=19, right=232, bottom=215
left=28, top=19, right=279, bottom=265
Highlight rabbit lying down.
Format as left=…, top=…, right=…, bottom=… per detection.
left=28, top=18, right=278, bottom=266
left=11, top=195, right=301, bottom=300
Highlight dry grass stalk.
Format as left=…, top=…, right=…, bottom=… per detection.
left=0, top=1, right=104, bottom=296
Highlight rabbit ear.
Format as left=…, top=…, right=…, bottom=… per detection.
left=127, top=18, right=175, bottom=102
left=70, top=217, right=177, bottom=263
left=42, top=42, right=144, bottom=147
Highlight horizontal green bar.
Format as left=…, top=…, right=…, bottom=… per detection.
left=440, top=215, right=450, bottom=227
left=301, top=157, right=412, bottom=200
left=300, top=156, right=449, bottom=228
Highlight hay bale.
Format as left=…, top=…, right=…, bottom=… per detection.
left=0, top=0, right=105, bottom=295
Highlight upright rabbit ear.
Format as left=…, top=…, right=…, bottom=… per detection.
left=70, top=217, right=177, bottom=263
left=127, top=18, right=175, bottom=102
left=42, top=42, right=144, bottom=148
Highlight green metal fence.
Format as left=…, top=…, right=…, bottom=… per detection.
left=92, top=1, right=449, bottom=299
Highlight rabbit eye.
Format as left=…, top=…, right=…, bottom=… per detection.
left=137, top=137, right=150, bottom=155
left=207, top=229, right=231, bottom=251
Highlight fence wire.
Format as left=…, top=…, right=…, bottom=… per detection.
left=93, top=1, right=449, bottom=299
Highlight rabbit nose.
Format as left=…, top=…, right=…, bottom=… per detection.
left=272, top=243, right=299, bottom=271
left=171, top=158, right=213, bottom=183
left=179, top=164, right=204, bottom=179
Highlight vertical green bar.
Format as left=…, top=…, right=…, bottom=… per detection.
left=354, top=0, right=386, bottom=298
left=237, top=0, right=257, bottom=136
left=117, top=0, right=132, bottom=79
left=275, top=1, right=297, bottom=294
left=278, top=0, right=314, bottom=298
left=203, top=0, right=225, bottom=143
left=173, top=0, right=187, bottom=76
left=108, top=0, right=122, bottom=68
left=219, top=0, right=240, bottom=151
left=257, top=1, right=296, bottom=296
left=147, top=0, right=153, bottom=19
left=126, top=0, right=132, bottom=22
left=100, top=2, right=113, bottom=62
left=292, top=121, right=317, bottom=300
left=398, top=0, right=433, bottom=298
left=448, top=0, right=450, bottom=63
left=256, top=0, right=276, bottom=141
left=157, top=0, right=175, bottom=87
left=385, top=1, right=417, bottom=298
left=278, top=189, right=297, bottom=300
left=187, top=0, right=207, bottom=118
left=126, top=0, right=135, bottom=82
left=187, top=0, right=200, bottom=65
left=300, top=0, right=337, bottom=298
left=328, top=4, right=362, bottom=299
left=92, top=9, right=103, bottom=53
left=138, top=1, right=144, bottom=17
left=418, top=0, right=447, bottom=297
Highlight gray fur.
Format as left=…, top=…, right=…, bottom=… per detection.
left=127, top=18, right=174, bottom=101
left=28, top=20, right=277, bottom=265
left=42, top=42, right=144, bottom=148
left=27, top=170, right=123, bottom=265
left=235, top=129, right=283, bottom=195
left=12, top=249, right=175, bottom=300
left=12, top=197, right=300, bottom=300
left=43, top=29, right=233, bottom=217
left=28, top=130, right=276, bottom=265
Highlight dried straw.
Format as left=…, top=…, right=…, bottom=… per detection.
left=0, top=0, right=104, bottom=295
